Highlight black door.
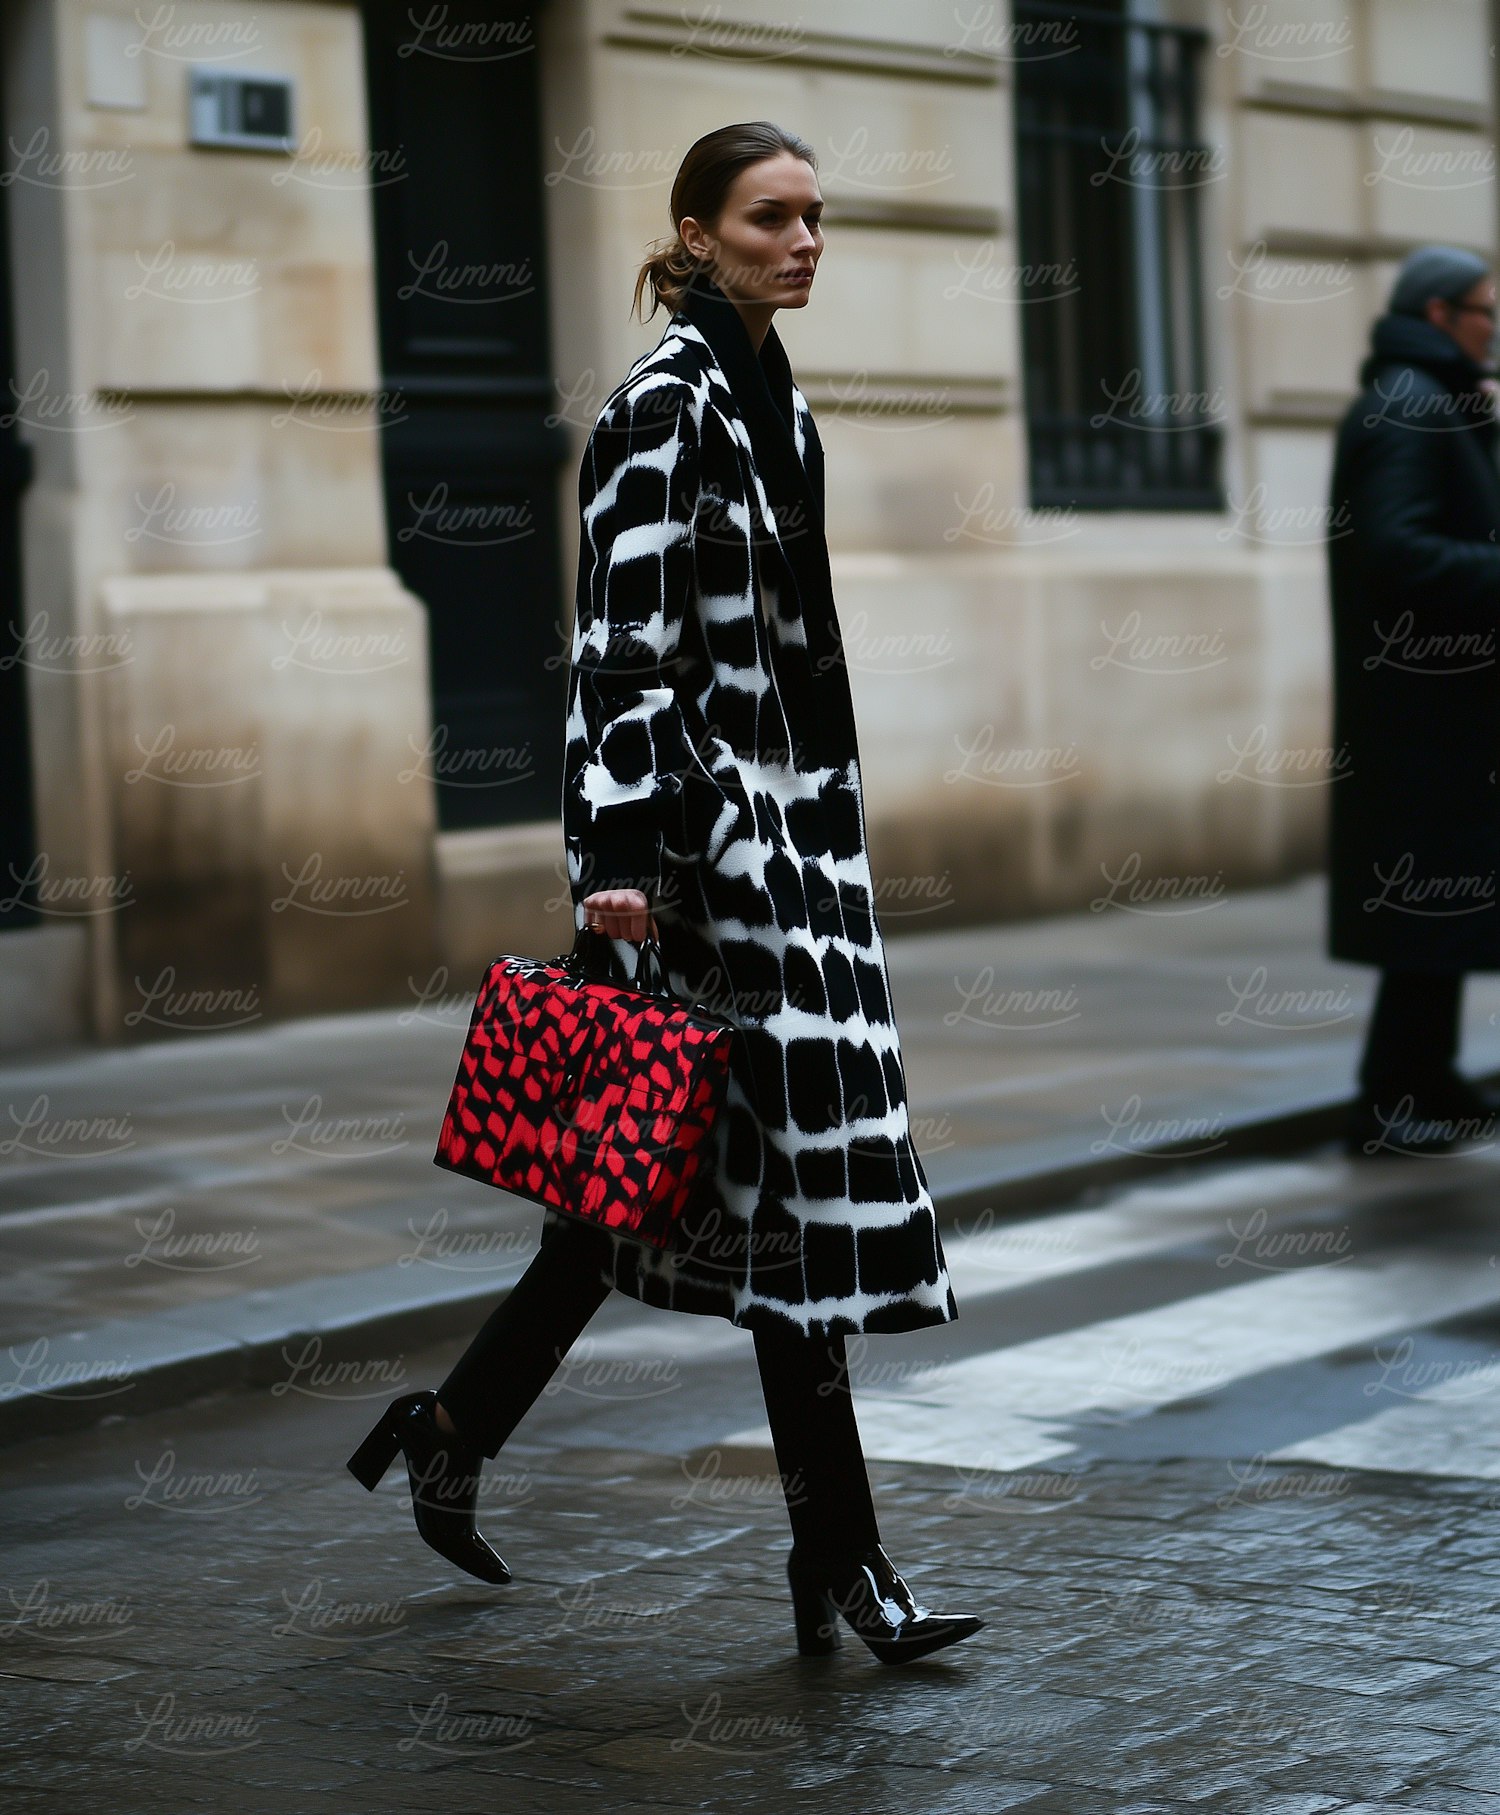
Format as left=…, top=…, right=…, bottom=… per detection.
left=360, top=0, right=567, bottom=830
left=0, top=19, right=37, bottom=930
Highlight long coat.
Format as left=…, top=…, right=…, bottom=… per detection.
left=1326, top=311, right=1500, bottom=972
left=556, top=274, right=958, bottom=1339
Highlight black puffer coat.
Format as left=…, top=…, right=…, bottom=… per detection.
left=1326, top=311, right=1500, bottom=970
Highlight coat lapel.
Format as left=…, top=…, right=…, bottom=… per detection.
left=675, top=271, right=820, bottom=531
left=673, top=273, right=855, bottom=771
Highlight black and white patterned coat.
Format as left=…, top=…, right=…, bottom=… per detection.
left=556, top=275, right=958, bottom=1340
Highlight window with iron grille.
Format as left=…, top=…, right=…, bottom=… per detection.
left=1013, top=0, right=1223, bottom=509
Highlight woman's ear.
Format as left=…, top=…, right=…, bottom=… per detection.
left=678, top=215, right=712, bottom=264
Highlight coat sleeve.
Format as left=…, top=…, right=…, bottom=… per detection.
left=563, top=377, right=701, bottom=906
left=1341, top=406, right=1500, bottom=613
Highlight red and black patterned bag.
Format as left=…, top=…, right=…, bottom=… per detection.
left=433, top=927, right=736, bottom=1250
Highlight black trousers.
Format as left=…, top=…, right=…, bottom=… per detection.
left=1358, top=969, right=1465, bottom=1095
left=437, top=1216, right=880, bottom=1557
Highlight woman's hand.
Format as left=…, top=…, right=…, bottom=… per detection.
left=581, top=888, right=657, bottom=943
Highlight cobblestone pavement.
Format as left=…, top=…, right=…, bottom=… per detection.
left=3, top=1262, right=1500, bottom=1812
left=7, top=873, right=1500, bottom=1811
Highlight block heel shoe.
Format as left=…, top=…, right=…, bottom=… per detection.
left=786, top=1543, right=982, bottom=1665
left=346, top=1389, right=511, bottom=1585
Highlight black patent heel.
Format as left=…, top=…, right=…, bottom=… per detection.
left=786, top=1552, right=840, bottom=1655
left=786, top=1543, right=983, bottom=1666
left=346, top=1403, right=403, bottom=1490
left=345, top=1389, right=512, bottom=1586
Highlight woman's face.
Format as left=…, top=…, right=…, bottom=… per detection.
left=680, top=152, right=824, bottom=308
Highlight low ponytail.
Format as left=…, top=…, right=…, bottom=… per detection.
left=632, top=232, right=703, bottom=322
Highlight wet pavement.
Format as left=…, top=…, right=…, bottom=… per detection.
left=6, top=875, right=1500, bottom=1444
left=5, top=876, right=1500, bottom=1809
left=3, top=1142, right=1500, bottom=1813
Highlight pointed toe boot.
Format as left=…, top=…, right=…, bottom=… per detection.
left=786, top=1543, right=983, bottom=1665
left=346, top=1389, right=511, bottom=1585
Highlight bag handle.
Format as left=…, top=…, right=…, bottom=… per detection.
left=562, top=924, right=673, bottom=1002
left=556, top=924, right=738, bottom=1030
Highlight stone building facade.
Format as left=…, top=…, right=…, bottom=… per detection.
left=1, top=0, right=1496, bottom=1046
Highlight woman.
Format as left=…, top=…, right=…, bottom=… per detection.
left=349, top=121, right=982, bottom=1667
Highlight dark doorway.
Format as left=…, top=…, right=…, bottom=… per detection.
left=0, top=18, right=38, bottom=931
left=360, top=0, right=567, bottom=830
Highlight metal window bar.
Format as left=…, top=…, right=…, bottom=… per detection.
left=1014, top=0, right=1223, bottom=509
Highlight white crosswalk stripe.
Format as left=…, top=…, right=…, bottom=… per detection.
left=1270, top=1362, right=1500, bottom=1481
left=934, top=1157, right=1349, bottom=1302
left=711, top=1155, right=1500, bottom=1479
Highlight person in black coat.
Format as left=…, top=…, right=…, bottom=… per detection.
left=1327, top=244, right=1500, bottom=1153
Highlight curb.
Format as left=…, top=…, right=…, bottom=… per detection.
left=0, top=1081, right=1467, bottom=1450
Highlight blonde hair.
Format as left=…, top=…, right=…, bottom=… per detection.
left=633, top=120, right=817, bottom=321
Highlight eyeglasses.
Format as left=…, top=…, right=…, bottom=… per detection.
left=1448, top=301, right=1498, bottom=322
